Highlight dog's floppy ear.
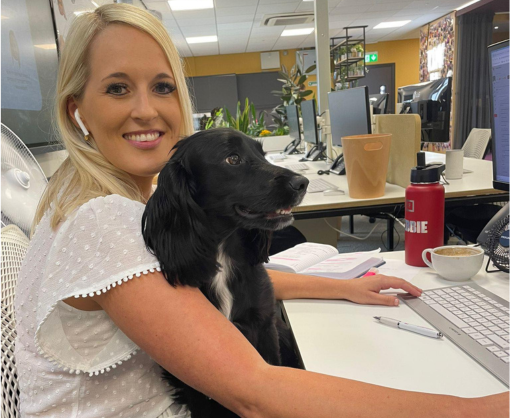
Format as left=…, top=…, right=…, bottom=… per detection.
left=241, top=229, right=272, bottom=265
left=142, top=157, right=219, bottom=287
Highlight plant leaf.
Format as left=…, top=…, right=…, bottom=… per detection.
left=299, top=90, right=314, bottom=97
left=305, top=64, right=316, bottom=73
left=297, top=74, right=307, bottom=86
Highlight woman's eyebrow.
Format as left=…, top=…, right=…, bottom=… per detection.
left=100, top=72, right=174, bottom=82
left=101, top=72, right=129, bottom=82
left=153, top=73, right=175, bottom=81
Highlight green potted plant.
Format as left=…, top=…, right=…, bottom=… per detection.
left=221, top=98, right=270, bottom=138
left=349, top=43, right=364, bottom=58
left=338, top=46, right=347, bottom=63
left=270, top=56, right=316, bottom=135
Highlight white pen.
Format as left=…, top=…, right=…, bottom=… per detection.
left=374, top=316, right=443, bottom=339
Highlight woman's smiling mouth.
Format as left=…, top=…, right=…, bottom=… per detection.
left=123, top=130, right=164, bottom=149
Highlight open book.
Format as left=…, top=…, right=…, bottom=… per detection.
left=265, top=242, right=384, bottom=280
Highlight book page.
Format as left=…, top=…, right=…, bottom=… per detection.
left=265, top=242, right=338, bottom=273
left=301, top=249, right=382, bottom=277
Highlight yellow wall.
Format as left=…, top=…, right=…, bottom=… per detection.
left=366, top=38, right=420, bottom=110
left=184, top=49, right=301, bottom=76
left=183, top=49, right=318, bottom=97
left=182, top=38, right=420, bottom=109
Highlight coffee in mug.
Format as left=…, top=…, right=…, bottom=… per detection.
left=422, top=245, right=484, bottom=281
left=434, top=247, right=480, bottom=257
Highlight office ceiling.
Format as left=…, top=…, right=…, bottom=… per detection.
left=119, top=0, right=478, bottom=57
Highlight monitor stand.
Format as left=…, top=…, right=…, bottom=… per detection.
left=329, top=153, right=346, bottom=175
left=283, top=138, right=301, bottom=155
left=305, top=142, right=327, bottom=161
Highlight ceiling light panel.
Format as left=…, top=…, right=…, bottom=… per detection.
left=281, top=28, right=314, bottom=36
left=456, top=0, right=480, bottom=11
left=373, top=20, right=411, bottom=29
left=186, top=35, right=218, bottom=44
left=169, top=0, right=213, bottom=11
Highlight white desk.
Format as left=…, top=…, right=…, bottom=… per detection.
left=282, top=252, right=509, bottom=396
left=272, top=153, right=506, bottom=214
left=270, top=153, right=508, bottom=247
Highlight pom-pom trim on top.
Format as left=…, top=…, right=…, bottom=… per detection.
left=34, top=263, right=161, bottom=376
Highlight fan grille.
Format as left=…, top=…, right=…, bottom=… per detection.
left=1, top=124, right=48, bottom=237
left=1, top=125, right=40, bottom=173
left=485, top=214, right=509, bottom=273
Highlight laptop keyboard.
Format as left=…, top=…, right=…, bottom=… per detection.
left=400, top=283, right=509, bottom=386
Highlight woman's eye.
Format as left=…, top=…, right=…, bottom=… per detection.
left=226, top=154, right=241, bottom=165
left=106, top=83, right=128, bottom=96
left=154, top=82, right=177, bottom=95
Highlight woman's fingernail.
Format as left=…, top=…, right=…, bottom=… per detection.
left=394, top=298, right=399, bottom=306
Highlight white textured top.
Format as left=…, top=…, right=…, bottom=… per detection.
left=14, top=195, right=189, bottom=418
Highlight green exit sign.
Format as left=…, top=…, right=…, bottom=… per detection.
left=365, top=52, right=378, bottom=63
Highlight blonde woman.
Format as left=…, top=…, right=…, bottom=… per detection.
left=15, top=4, right=508, bottom=418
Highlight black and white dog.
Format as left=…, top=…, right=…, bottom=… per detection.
left=142, top=128, right=308, bottom=418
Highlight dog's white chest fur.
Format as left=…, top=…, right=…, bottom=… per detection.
left=211, top=249, right=234, bottom=320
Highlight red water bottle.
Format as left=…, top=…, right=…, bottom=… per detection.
left=405, top=152, right=445, bottom=267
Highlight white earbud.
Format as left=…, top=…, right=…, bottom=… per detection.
left=74, top=109, right=90, bottom=137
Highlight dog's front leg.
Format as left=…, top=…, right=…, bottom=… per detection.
left=183, top=386, right=214, bottom=418
left=233, top=320, right=281, bottom=366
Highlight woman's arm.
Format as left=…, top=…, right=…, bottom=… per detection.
left=93, top=272, right=507, bottom=418
left=268, top=269, right=422, bottom=305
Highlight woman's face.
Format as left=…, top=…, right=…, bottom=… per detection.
left=70, top=24, right=182, bottom=186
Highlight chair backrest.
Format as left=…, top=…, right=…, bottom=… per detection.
left=1, top=225, right=29, bottom=418
left=461, top=128, right=491, bottom=159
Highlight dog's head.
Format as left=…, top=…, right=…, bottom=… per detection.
left=175, top=128, right=308, bottom=230
left=142, top=128, right=308, bottom=286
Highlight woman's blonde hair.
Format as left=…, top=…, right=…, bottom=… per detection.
left=32, top=3, right=194, bottom=233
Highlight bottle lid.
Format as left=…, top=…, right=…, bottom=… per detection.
left=410, top=152, right=445, bottom=183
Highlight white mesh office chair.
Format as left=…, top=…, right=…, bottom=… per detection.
left=462, top=128, right=491, bottom=159
left=1, top=225, right=29, bottom=418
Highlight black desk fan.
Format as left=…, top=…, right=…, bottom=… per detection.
left=477, top=203, right=509, bottom=273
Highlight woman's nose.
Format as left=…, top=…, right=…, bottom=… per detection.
left=131, top=93, right=158, bottom=121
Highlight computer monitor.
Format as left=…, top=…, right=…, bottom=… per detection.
left=301, top=100, right=326, bottom=161
left=488, top=40, right=509, bottom=192
left=1, top=0, right=60, bottom=152
left=397, top=77, right=452, bottom=143
left=328, top=87, right=371, bottom=173
left=369, top=93, right=389, bottom=114
left=283, top=104, right=301, bottom=155
left=329, top=87, right=371, bottom=147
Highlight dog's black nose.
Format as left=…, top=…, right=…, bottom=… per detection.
left=289, top=175, right=309, bottom=192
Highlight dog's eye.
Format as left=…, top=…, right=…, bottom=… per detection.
left=226, top=154, right=241, bottom=165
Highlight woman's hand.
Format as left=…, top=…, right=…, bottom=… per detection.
left=268, top=269, right=422, bottom=305
left=340, top=274, right=422, bottom=306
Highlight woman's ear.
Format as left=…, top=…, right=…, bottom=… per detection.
left=142, top=157, right=219, bottom=287
left=67, top=98, right=79, bottom=128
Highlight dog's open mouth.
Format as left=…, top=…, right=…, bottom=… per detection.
left=234, top=205, right=292, bottom=220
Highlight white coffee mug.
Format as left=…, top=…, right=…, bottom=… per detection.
left=422, top=245, right=484, bottom=281
left=445, top=150, right=464, bottom=180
